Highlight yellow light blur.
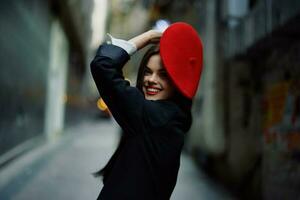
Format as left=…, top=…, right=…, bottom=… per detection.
left=97, top=98, right=108, bottom=111
left=63, top=95, right=68, bottom=103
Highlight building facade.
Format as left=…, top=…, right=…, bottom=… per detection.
left=0, top=0, right=98, bottom=167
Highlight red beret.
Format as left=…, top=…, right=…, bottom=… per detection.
left=160, top=22, right=203, bottom=99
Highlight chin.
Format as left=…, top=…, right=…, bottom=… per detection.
left=145, top=94, right=166, bottom=101
left=146, top=96, right=158, bottom=101
left=145, top=95, right=160, bottom=101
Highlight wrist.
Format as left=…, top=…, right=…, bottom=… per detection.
left=146, top=30, right=157, bottom=40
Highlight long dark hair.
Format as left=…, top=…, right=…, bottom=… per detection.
left=136, top=44, right=193, bottom=131
left=93, top=44, right=193, bottom=179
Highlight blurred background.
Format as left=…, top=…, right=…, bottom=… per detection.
left=0, top=0, right=300, bottom=199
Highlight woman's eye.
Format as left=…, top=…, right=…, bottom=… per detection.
left=145, top=69, right=151, bottom=75
left=160, top=72, right=168, bottom=78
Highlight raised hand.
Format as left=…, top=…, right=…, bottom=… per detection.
left=128, top=30, right=162, bottom=51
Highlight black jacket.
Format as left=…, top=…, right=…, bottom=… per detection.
left=90, top=44, right=189, bottom=200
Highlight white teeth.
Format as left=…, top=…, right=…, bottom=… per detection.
left=147, top=88, right=160, bottom=93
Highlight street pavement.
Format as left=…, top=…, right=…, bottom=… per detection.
left=0, top=119, right=235, bottom=200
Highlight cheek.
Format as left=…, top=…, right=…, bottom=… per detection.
left=162, top=80, right=175, bottom=94
left=142, top=77, right=147, bottom=92
left=142, top=75, right=148, bottom=83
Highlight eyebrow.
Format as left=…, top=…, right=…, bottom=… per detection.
left=145, top=66, right=166, bottom=72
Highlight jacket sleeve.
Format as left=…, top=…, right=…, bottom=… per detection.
left=90, top=44, right=145, bottom=135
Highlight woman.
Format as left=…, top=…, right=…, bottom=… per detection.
left=90, top=22, right=203, bottom=200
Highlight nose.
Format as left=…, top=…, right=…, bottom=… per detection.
left=147, top=73, right=158, bottom=83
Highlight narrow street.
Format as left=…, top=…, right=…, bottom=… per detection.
left=0, top=119, right=235, bottom=200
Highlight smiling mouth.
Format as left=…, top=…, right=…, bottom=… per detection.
left=145, top=86, right=162, bottom=95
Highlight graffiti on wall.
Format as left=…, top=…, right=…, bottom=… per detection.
left=262, top=79, right=300, bottom=199
left=263, top=80, right=300, bottom=153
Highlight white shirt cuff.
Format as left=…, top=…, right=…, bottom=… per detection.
left=106, top=33, right=137, bottom=56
